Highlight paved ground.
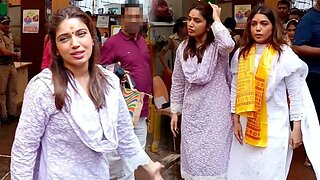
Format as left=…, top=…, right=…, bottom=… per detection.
left=0, top=118, right=317, bottom=180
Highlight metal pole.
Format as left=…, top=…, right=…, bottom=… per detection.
left=92, top=0, right=95, bottom=14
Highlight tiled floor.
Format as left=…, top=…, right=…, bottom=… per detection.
left=0, top=120, right=17, bottom=180
left=0, top=120, right=317, bottom=180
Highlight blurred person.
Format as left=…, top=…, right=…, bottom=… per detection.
left=101, top=31, right=109, bottom=45
left=10, top=6, right=163, bottom=179
left=277, top=0, right=291, bottom=24
left=100, top=2, right=153, bottom=179
left=228, top=6, right=320, bottom=179
left=223, top=16, right=241, bottom=61
left=0, top=15, right=20, bottom=125
left=170, top=2, right=234, bottom=179
left=159, top=16, right=188, bottom=71
left=289, top=8, right=303, bottom=21
left=140, top=17, right=149, bottom=39
left=286, top=19, right=298, bottom=45
left=159, top=16, right=188, bottom=92
left=293, top=0, right=320, bottom=171
left=223, top=17, right=241, bottom=46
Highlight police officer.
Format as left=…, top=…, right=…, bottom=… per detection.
left=0, top=15, right=20, bottom=124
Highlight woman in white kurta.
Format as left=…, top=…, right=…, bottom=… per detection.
left=10, top=6, right=163, bottom=179
left=228, top=6, right=320, bottom=180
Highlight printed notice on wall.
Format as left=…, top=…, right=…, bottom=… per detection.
left=234, top=5, right=251, bottom=29
left=96, top=16, right=109, bottom=28
left=23, top=9, right=40, bottom=33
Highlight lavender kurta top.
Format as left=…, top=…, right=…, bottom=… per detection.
left=11, top=67, right=150, bottom=179
left=170, top=22, right=235, bottom=178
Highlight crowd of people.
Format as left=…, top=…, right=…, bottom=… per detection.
left=6, top=0, right=320, bottom=179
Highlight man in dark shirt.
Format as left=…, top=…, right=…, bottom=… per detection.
left=293, top=0, right=320, bottom=115
left=293, top=0, right=320, bottom=167
left=277, top=0, right=291, bottom=24
left=100, top=2, right=152, bottom=179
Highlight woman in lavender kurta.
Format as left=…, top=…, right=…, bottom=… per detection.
left=10, top=6, right=163, bottom=180
left=170, top=2, right=234, bottom=179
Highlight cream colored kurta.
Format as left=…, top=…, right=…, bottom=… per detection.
left=228, top=44, right=320, bottom=180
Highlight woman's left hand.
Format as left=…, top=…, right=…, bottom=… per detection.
left=143, top=161, right=164, bottom=180
left=208, top=2, right=221, bottom=23
left=290, top=121, right=302, bottom=149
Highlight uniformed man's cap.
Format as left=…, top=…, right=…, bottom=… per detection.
left=0, top=15, right=11, bottom=24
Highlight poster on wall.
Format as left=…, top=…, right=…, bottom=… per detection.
left=96, top=15, right=109, bottom=28
left=234, top=4, right=251, bottom=29
left=22, top=9, right=39, bottom=33
left=111, top=25, right=121, bottom=36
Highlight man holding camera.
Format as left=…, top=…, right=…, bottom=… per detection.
left=0, top=15, right=20, bottom=125
left=100, top=2, right=152, bottom=180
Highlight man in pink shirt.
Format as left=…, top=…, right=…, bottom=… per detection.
left=100, top=2, right=152, bottom=179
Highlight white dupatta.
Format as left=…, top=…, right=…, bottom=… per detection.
left=62, top=71, right=119, bottom=153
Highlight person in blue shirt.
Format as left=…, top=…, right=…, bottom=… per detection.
left=293, top=1, right=320, bottom=117
left=293, top=0, right=320, bottom=168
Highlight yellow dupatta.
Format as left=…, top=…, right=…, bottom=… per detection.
left=235, top=44, right=277, bottom=147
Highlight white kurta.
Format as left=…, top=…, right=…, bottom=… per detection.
left=228, top=44, right=320, bottom=180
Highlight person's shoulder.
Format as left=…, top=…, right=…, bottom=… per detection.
left=281, top=44, right=291, bottom=51
left=279, top=45, right=308, bottom=73
left=31, top=68, right=52, bottom=82
left=176, top=39, right=188, bottom=51
left=300, top=8, right=319, bottom=22
left=105, top=33, right=123, bottom=43
left=26, top=69, right=54, bottom=94
left=169, top=33, right=179, bottom=40
left=280, top=44, right=303, bottom=63
left=100, top=34, right=120, bottom=51
left=180, top=39, right=188, bottom=46
left=105, top=34, right=117, bottom=42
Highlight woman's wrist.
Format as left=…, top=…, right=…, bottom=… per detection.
left=171, top=112, right=179, bottom=116
left=214, top=18, right=221, bottom=23
left=293, top=121, right=301, bottom=130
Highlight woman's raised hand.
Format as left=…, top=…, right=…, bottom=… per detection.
left=209, top=2, right=221, bottom=23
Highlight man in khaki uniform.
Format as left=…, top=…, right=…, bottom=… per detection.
left=0, top=15, right=20, bottom=124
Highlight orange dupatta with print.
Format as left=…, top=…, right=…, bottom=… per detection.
left=235, top=44, right=277, bottom=147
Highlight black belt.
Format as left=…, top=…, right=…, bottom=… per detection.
left=0, top=56, right=13, bottom=65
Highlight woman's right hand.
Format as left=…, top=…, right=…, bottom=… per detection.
left=143, top=161, right=164, bottom=180
left=233, top=114, right=243, bottom=145
left=170, top=113, right=179, bottom=137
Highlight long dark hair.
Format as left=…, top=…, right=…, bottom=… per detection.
left=239, top=6, right=286, bottom=58
left=183, top=2, right=215, bottom=63
left=49, top=6, right=107, bottom=110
